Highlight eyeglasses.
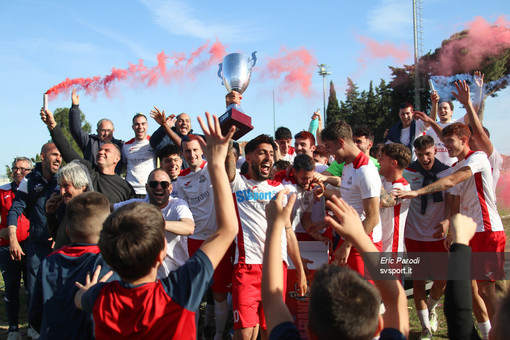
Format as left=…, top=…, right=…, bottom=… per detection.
left=12, top=167, right=31, bottom=173
left=148, top=181, right=171, bottom=189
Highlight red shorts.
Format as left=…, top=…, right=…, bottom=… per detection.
left=232, top=262, right=287, bottom=330
left=469, top=231, right=506, bottom=281
left=405, top=238, right=448, bottom=253
left=188, top=238, right=235, bottom=294
left=333, top=238, right=382, bottom=279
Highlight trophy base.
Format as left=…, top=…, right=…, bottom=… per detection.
left=219, top=107, right=253, bottom=140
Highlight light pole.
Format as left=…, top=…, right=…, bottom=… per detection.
left=318, top=64, right=331, bottom=123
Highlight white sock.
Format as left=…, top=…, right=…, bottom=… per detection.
left=427, top=296, right=440, bottom=313
left=478, top=321, right=491, bottom=340
left=417, top=309, right=430, bottom=330
left=214, top=300, right=229, bottom=340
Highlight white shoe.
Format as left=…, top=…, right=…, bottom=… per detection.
left=419, top=328, right=432, bottom=340
left=27, top=326, right=40, bottom=340
left=429, top=310, right=438, bottom=333
left=7, top=332, right=22, bottom=340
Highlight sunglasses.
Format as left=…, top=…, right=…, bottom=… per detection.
left=148, top=181, right=171, bottom=189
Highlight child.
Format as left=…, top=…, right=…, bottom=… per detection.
left=75, top=113, right=238, bottom=340
left=29, top=191, right=114, bottom=340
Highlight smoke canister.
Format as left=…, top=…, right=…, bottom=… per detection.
left=43, top=93, right=48, bottom=111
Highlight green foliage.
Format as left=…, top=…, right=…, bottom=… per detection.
left=51, top=107, right=91, bottom=159
left=326, top=81, right=341, bottom=124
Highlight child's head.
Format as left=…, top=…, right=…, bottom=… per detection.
left=65, top=191, right=110, bottom=243
left=308, top=265, right=381, bottom=340
left=99, top=202, right=165, bottom=282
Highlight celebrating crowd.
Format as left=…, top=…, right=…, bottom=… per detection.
left=0, top=71, right=507, bottom=340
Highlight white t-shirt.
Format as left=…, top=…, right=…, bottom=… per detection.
left=122, top=137, right=157, bottom=195
left=380, top=177, right=411, bottom=252
left=340, top=152, right=382, bottom=243
left=113, top=197, right=194, bottom=277
left=231, top=171, right=287, bottom=264
left=450, top=151, right=503, bottom=233
left=403, top=166, right=452, bottom=241
left=281, top=179, right=314, bottom=233
left=176, top=161, right=216, bottom=240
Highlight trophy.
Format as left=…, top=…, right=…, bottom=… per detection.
left=217, top=52, right=256, bottom=140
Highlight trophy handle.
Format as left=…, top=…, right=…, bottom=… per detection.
left=217, top=63, right=224, bottom=85
left=250, top=51, right=257, bottom=69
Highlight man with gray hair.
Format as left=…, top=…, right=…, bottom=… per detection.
left=68, top=88, right=124, bottom=174
left=0, top=157, right=33, bottom=339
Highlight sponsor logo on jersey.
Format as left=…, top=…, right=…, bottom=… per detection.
left=235, top=188, right=278, bottom=203
left=34, top=183, right=44, bottom=193
left=184, top=180, right=192, bottom=189
left=199, top=175, right=206, bottom=183
left=189, top=191, right=210, bottom=204
left=347, top=176, right=352, bottom=185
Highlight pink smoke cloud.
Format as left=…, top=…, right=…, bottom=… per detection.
left=357, top=35, right=411, bottom=67
left=434, top=16, right=510, bottom=75
left=259, top=47, right=318, bottom=98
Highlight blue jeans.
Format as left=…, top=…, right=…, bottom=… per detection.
left=0, top=243, right=27, bottom=331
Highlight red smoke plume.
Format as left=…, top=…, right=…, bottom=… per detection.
left=433, top=16, right=510, bottom=75
left=45, top=39, right=226, bottom=98
left=259, top=47, right=317, bottom=98
left=497, top=172, right=510, bottom=211
left=356, top=35, right=411, bottom=67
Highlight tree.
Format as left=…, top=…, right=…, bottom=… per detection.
left=326, top=81, right=341, bottom=123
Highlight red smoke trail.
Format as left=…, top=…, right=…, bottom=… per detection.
left=259, top=47, right=317, bottom=98
left=45, top=39, right=226, bottom=98
left=433, top=16, right=510, bottom=75
left=497, top=172, right=510, bottom=212
left=357, top=35, right=410, bottom=66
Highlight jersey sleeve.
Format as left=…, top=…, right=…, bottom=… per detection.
left=160, top=249, right=214, bottom=312
left=172, top=199, right=194, bottom=221
left=359, top=166, right=381, bottom=200
left=463, top=152, right=487, bottom=176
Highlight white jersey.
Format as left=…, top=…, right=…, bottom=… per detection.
left=380, top=177, right=411, bottom=252
left=176, top=161, right=216, bottom=240
left=122, top=137, right=157, bottom=195
left=450, top=151, right=503, bottom=233
left=403, top=165, right=452, bottom=241
left=280, top=177, right=314, bottom=233
left=426, top=118, right=465, bottom=166
left=340, top=152, right=382, bottom=243
left=113, top=197, right=193, bottom=278
left=282, top=147, right=296, bottom=163
left=488, top=148, right=503, bottom=194
left=231, top=171, right=287, bottom=264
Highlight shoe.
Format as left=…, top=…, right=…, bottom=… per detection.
left=429, top=310, right=438, bottom=333
left=419, top=328, right=432, bottom=340
left=27, top=326, right=40, bottom=340
left=7, top=332, right=22, bottom=340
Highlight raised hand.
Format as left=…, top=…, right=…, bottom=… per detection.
left=451, top=80, right=471, bottom=106
left=196, top=112, right=236, bottom=162
left=40, top=108, right=57, bottom=130
left=431, top=90, right=440, bottom=104
left=72, top=88, right=80, bottom=105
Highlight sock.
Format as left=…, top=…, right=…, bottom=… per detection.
left=214, top=300, right=229, bottom=340
left=427, top=296, right=440, bottom=313
left=205, top=303, right=215, bottom=328
left=417, top=309, right=430, bottom=330
left=478, top=321, right=491, bottom=340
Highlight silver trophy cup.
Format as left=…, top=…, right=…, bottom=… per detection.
left=217, top=52, right=257, bottom=140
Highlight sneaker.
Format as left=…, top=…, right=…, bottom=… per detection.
left=419, top=328, right=432, bottom=340
left=27, top=326, right=40, bottom=340
left=7, top=332, right=22, bottom=340
left=429, top=310, right=438, bottom=333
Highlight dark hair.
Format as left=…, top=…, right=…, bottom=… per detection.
left=381, top=143, right=412, bottom=169
left=309, top=265, right=381, bottom=340
left=439, top=100, right=454, bottom=111
left=321, top=120, right=352, bottom=142
left=467, top=124, right=491, bottom=138
left=157, top=144, right=181, bottom=160
left=399, top=102, right=414, bottom=111
left=442, top=122, right=471, bottom=140
left=66, top=192, right=110, bottom=241
left=275, top=127, right=292, bottom=140
left=232, top=141, right=241, bottom=159
left=132, top=113, right=147, bottom=123
left=244, top=134, right=276, bottom=155
left=313, top=144, right=328, bottom=157
left=413, top=135, right=435, bottom=151
left=294, top=131, right=315, bottom=146
left=102, top=142, right=122, bottom=158
left=100, top=202, right=165, bottom=282
left=293, top=154, right=315, bottom=172
left=273, top=160, right=291, bottom=173
left=181, top=134, right=202, bottom=151
left=353, top=126, right=375, bottom=142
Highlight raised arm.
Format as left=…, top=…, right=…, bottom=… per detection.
left=149, top=107, right=183, bottom=149
left=452, top=80, right=493, bottom=156
left=196, top=112, right=237, bottom=269
left=68, top=88, right=91, bottom=149
left=429, top=90, right=439, bottom=122
left=41, top=108, right=82, bottom=163
left=414, top=111, right=445, bottom=142
left=325, top=196, right=409, bottom=336
left=262, top=189, right=297, bottom=335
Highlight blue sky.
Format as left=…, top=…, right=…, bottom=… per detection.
left=1, top=0, right=509, bottom=175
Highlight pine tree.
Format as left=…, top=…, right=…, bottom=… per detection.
left=326, top=81, right=341, bottom=123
